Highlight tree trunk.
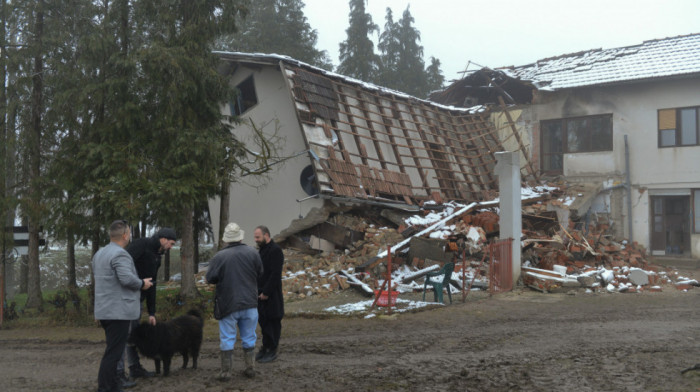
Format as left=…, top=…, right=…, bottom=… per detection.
left=67, top=231, right=76, bottom=289
left=19, top=256, right=27, bottom=294
left=88, top=220, right=101, bottom=315
left=193, top=205, right=200, bottom=274
left=163, top=249, right=170, bottom=281
left=24, top=4, right=45, bottom=310
left=179, top=207, right=198, bottom=299
left=218, top=178, right=230, bottom=250
left=1, top=0, right=6, bottom=305
left=193, top=226, right=199, bottom=274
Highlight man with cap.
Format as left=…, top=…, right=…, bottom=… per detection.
left=206, top=222, right=263, bottom=380
left=117, top=227, right=177, bottom=384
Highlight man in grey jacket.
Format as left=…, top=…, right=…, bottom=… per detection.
left=206, top=222, right=263, bottom=380
left=93, top=220, right=153, bottom=392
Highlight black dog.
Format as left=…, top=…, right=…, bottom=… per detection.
left=128, top=309, right=203, bottom=376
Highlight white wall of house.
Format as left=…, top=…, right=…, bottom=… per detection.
left=209, top=64, right=323, bottom=242
left=528, top=77, right=700, bottom=257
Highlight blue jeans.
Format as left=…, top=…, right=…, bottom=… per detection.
left=218, top=307, right=258, bottom=351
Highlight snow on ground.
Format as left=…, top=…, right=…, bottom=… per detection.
left=324, top=298, right=440, bottom=317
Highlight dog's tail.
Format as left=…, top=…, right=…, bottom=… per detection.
left=187, top=309, right=204, bottom=326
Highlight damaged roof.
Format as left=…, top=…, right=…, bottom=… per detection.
left=217, top=51, right=536, bottom=205
left=501, top=33, right=700, bottom=90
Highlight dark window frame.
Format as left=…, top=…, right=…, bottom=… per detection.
left=540, top=114, right=613, bottom=174
left=230, top=75, right=258, bottom=116
left=658, top=106, right=700, bottom=148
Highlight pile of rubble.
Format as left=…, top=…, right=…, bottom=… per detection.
left=192, top=185, right=698, bottom=299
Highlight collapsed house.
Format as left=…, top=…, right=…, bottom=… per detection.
left=204, top=34, right=700, bottom=300
left=432, top=33, right=700, bottom=259
left=209, top=51, right=536, bottom=248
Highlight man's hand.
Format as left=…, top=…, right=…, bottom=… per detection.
left=258, top=293, right=268, bottom=300
left=148, top=315, right=157, bottom=326
left=142, top=278, right=153, bottom=290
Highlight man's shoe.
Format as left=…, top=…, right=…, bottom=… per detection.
left=255, top=347, right=268, bottom=362
left=118, top=373, right=137, bottom=389
left=258, top=348, right=278, bottom=363
left=129, top=365, right=155, bottom=378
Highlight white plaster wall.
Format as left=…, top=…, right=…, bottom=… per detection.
left=209, top=64, right=323, bottom=242
left=529, top=77, right=700, bottom=254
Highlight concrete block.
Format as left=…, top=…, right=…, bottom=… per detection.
left=628, top=269, right=649, bottom=286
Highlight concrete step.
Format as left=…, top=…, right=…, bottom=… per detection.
left=649, top=256, right=700, bottom=270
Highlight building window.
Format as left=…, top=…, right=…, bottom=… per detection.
left=658, top=107, right=699, bottom=147
left=540, top=114, right=613, bottom=173
left=694, top=189, right=700, bottom=234
left=230, top=75, right=258, bottom=116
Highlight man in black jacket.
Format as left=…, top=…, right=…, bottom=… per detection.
left=253, top=225, right=285, bottom=363
left=117, top=227, right=177, bottom=383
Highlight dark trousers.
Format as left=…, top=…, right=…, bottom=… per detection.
left=117, top=318, right=142, bottom=375
left=259, top=316, right=282, bottom=350
left=98, top=320, right=130, bottom=392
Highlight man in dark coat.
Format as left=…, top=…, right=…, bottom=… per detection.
left=117, top=227, right=177, bottom=382
left=253, top=225, right=285, bottom=363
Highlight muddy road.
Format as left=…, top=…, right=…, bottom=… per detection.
left=1, top=287, right=699, bottom=392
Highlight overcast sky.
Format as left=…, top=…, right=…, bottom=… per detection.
left=303, top=0, right=699, bottom=82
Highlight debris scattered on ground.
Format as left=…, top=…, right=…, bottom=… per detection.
left=182, top=184, right=696, bottom=305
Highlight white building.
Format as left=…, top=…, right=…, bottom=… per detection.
left=435, top=33, right=700, bottom=258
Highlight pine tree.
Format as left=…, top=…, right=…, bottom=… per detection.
left=337, top=0, right=380, bottom=82
left=425, top=56, right=445, bottom=94
left=220, top=0, right=332, bottom=70
left=377, top=5, right=428, bottom=97
left=377, top=7, right=400, bottom=88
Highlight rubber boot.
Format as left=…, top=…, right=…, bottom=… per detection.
left=217, top=350, right=233, bottom=381
left=243, top=347, right=255, bottom=378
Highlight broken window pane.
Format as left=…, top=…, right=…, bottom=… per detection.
left=566, top=118, right=588, bottom=152
left=542, top=121, right=563, bottom=152
left=540, top=121, right=563, bottom=173
left=590, top=116, right=613, bottom=150
left=230, top=76, right=258, bottom=116
left=543, top=154, right=563, bottom=172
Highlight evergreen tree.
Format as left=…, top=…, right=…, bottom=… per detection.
left=377, top=5, right=427, bottom=97
left=377, top=7, right=400, bottom=88
left=131, top=0, right=250, bottom=298
left=43, top=0, right=105, bottom=289
left=219, top=0, right=332, bottom=70
left=15, top=0, right=52, bottom=308
left=425, top=56, right=445, bottom=94
left=337, top=0, right=380, bottom=82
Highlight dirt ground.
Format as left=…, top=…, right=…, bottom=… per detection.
left=2, top=272, right=700, bottom=392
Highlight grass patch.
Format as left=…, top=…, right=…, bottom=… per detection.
left=2, top=285, right=216, bottom=329
left=2, top=244, right=217, bottom=329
